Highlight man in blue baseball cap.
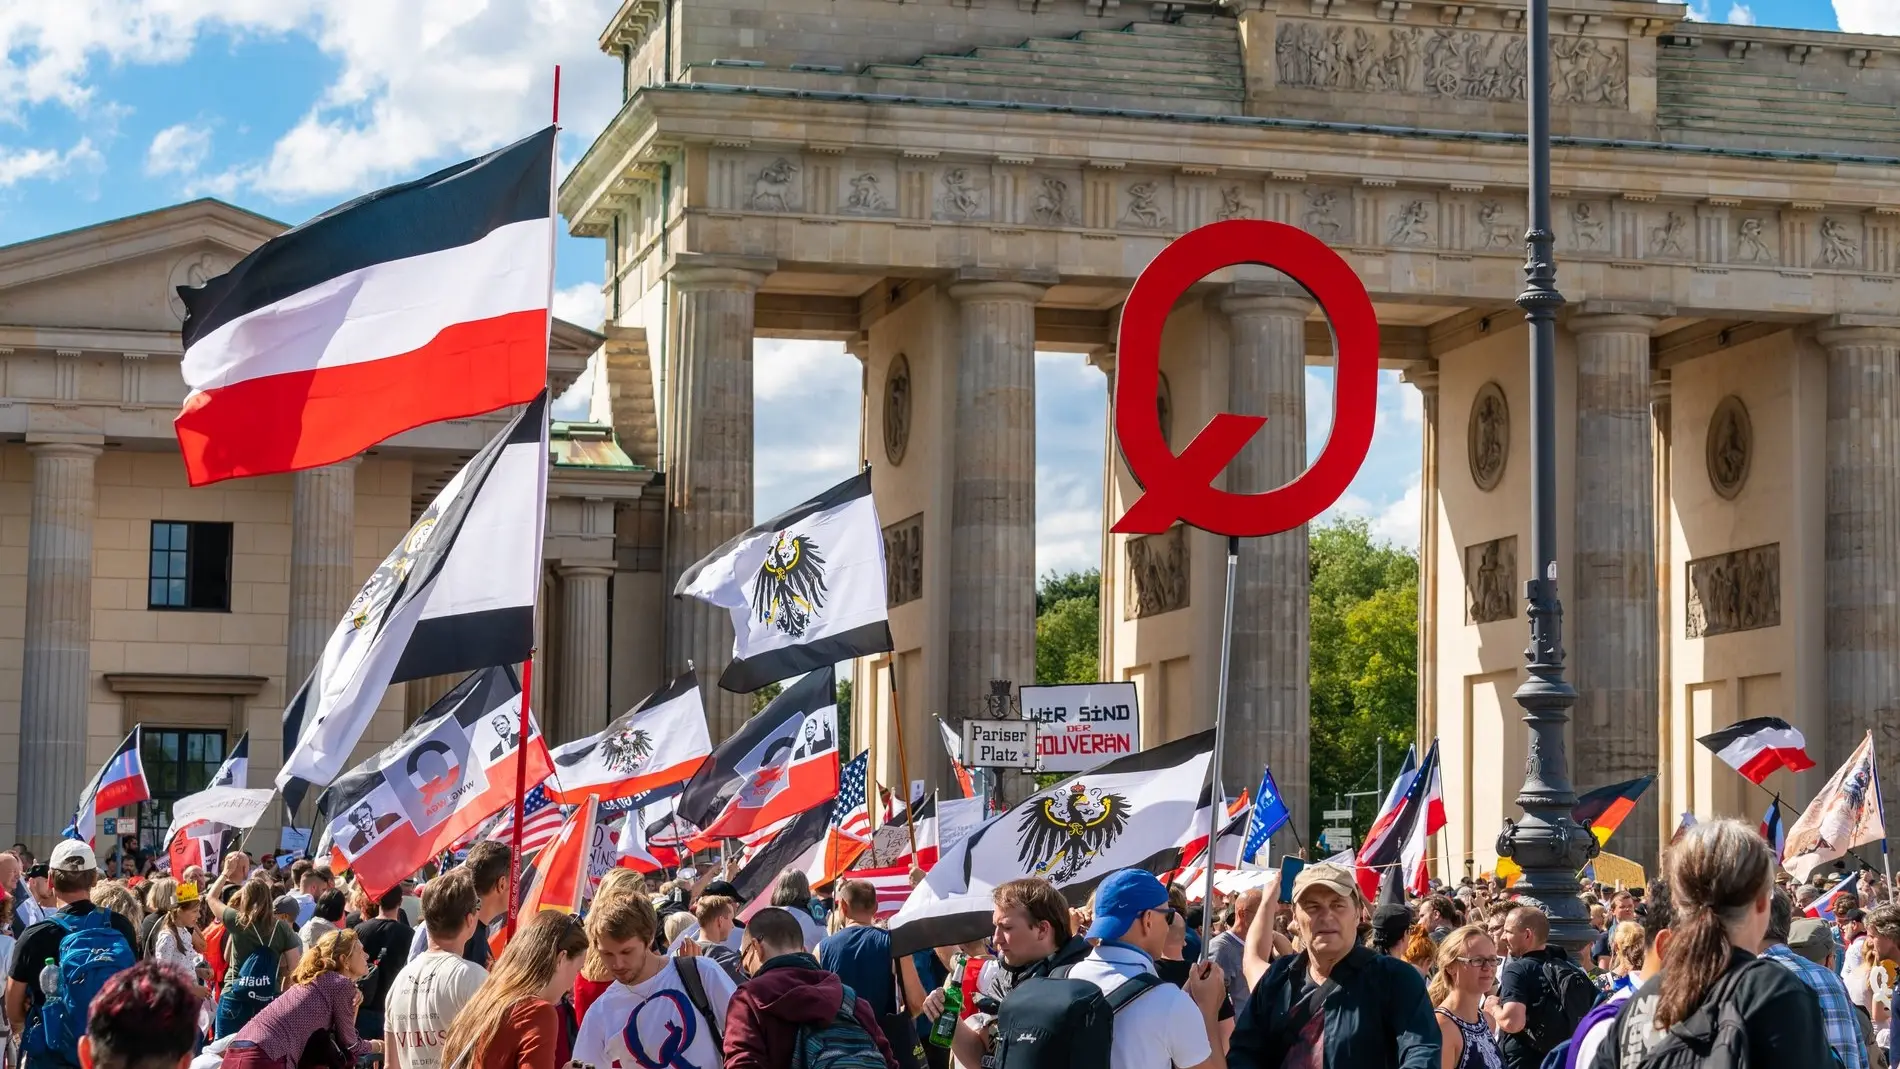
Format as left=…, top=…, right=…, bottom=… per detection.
left=1066, top=868, right=1226, bottom=1069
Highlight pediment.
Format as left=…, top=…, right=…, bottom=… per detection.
left=0, top=199, right=285, bottom=336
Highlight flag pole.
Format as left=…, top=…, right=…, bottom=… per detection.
left=1199, top=536, right=1239, bottom=952
left=509, top=65, right=562, bottom=942
left=887, top=665, right=920, bottom=861
left=1870, top=732, right=1893, bottom=890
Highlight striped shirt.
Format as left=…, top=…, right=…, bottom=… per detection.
left=1763, top=943, right=1869, bottom=1069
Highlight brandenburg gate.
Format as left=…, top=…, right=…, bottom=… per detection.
left=561, top=0, right=1900, bottom=871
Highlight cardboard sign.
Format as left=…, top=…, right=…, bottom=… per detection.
left=1019, top=682, right=1140, bottom=772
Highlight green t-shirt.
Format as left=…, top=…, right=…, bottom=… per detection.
left=219, top=906, right=299, bottom=985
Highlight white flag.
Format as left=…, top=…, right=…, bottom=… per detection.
left=675, top=469, right=893, bottom=692
left=888, top=731, right=1213, bottom=956
left=163, top=787, right=276, bottom=846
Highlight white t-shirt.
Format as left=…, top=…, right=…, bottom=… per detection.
left=793, top=908, right=826, bottom=951
left=385, top=949, right=488, bottom=1069
left=574, top=957, right=738, bottom=1069
left=1573, top=986, right=1632, bottom=1069
left=1066, top=944, right=1212, bottom=1069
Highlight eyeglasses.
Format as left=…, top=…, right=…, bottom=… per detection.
left=1455, top=956, right=1500, bottom=969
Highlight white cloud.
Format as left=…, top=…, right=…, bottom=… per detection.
left=144, top=122, right=211, bottom=177
left=552, top=281, right=603, bottom=329
left=1684, top=0, right=1713, bottom=20
left=1725, top=3, right=1756, bottom=24
left=1833, top=0, right=1899, bottom=32
left=0, top=138, right=101, bottom=188
left=753, top=339, right=860, bottom=520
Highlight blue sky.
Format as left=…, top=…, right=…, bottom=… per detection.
left=0, top=0, right=1868, bottom=575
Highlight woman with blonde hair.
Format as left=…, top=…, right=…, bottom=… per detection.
left=441, top=911, right=589, bottom=1069
left=1605, top=920, right=1646, bottom=997
left=1429, top=924, right=1504, bottom=1069
left=139, top=876, right=177, bottom=952
left=574, top=868, right=644, bottom=1022
left=222, top=928, right=380, bottom=1069
left=1593, top=818, right=1829, bottom=1067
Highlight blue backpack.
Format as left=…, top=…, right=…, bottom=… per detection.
left=26, top=909, right=136, bottom=1065
left=791, top=983, right=888, bottom=1069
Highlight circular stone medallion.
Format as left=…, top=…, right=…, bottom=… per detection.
left=883, top=352, right=912, bottom=466
left=1705, top=394, right=1752, bottom=500
left=1467, top=380, right=1510, bottom=493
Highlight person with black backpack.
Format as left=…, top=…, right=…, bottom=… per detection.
left=723, top=906, right=900, bottom=1069
left=992, top=868, right=1223, bottom=1069
left=1587, top=818, right=1833, bottom=1069
left=3, top=841, right=140, bottom=1069
left=1496, top=905, right=1599, bottom=1069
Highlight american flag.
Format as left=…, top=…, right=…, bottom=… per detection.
left=842, top=861, right=919, bottom=918
left=468, top=785, right=566, bottom=854
left=832, top=752, right=873, bottom=843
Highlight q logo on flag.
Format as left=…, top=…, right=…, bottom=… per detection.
left=1112, top=220, right=1380, bottom=537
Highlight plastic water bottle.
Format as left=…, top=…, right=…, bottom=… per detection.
left=37, top=958, right=55, bottom=996
left=929, top=952, right=967, bottom=1049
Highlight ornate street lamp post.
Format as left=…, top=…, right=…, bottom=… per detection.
left=1495, top=0, right=1599, bottom=955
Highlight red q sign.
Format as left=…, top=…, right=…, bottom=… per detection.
left=1112, top=219, right=1380, bottom=537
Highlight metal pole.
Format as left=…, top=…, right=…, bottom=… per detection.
left=1498, top=0, right=1594, bottom=955
left=1376, top=738, right=1384, bottom=805
left=1199, top=537, right=1240, bottom=949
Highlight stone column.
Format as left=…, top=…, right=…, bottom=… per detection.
left=1221, top=285, right=1311, bottom=830
left=288, top=460, right=359, bottom=692
left=946, top=279, right=1044, bottom=769
left=1089, top=347, right=1119, bottom=678
left=1650, top=372, right=1674, bottom=850
left=17, top=440, right=101, bottom=848
left=1404, top=364, right=1440, bottom=773
left=663, top=264, right=766, bottom=740
left=1570, top=311, right=1662, bottom=867
left=556, top=564, right=614, bottom=744
left=1817, top=319, right=1900, bottom=796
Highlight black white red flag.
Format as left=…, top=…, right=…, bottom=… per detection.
left=174, top=128, right=554, bottom=485
left=675, top=470, right=893, bottom=692
left=279, top=393, right=547, bottom=804
left=888, top=731, right=1213, bottom=956
left=314, top=665, right=553, bottom=897
left=1697, top=717, right=1815, bottom=785
left=1355, top=739, right=1442, bottom=900
left=677, top=668, right=842, bottom=839
left=546, top=669, right=711, bottom=804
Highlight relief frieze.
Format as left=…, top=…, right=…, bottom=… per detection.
left=1125, top=525, right=1189, bottom=620
left=1686, top=543, right=1779, bottom=639
left=1274, top=20, right=1626, bottom=107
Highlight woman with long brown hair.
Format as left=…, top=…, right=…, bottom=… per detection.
left=1429, top=925, right=1503, bottom=1069
left=215, top=877, right=304, bottom=1037
left=441, top=910, right=589, bottom=1069
left=1593, top=818, right=1829, bottom=1067
left=222, top=928, right=380, bottom=1069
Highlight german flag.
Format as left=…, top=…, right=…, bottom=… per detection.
left=1572, top=775, right=1654, bottom=847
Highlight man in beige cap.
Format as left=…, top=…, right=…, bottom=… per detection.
left=1227, top=862, right=1439, bottom=1069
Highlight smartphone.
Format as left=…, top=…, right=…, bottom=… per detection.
left=1278, top=857, right=1307, bottom=902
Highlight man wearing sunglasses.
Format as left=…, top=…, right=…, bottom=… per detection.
left=1066, top=868, right=1226, bottom=1069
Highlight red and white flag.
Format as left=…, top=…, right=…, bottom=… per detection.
left=1402, top=750, right=1447, bottom=894
left=493, top=794, right=596, bottom=957
left=174, top=128, right=554, bottom=485
left=66, top=727, right=151, bottom=847
left=1697, top=717, right=1815, bottom=785
left=678, top=668, right=841, bottom=840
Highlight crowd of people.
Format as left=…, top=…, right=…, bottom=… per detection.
left=0, top=816, right=1895, bottom=1068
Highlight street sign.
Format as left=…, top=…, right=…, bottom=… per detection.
left=1322, top=827, right=1353, bottom=848
left=1019, top=681, right=1140, bottom=772
left=1322, top=809, right=1353, bottom=822
left=962, top=720, right=1037, bottom=769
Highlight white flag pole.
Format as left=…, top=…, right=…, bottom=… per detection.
left=1199, top=536, right=1240, bottom=948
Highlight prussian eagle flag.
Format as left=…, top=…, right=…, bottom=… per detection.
left=313, top=665, right=553, bottom=897
left=888, top=730, right=1214, bottom=956
left=675, top=469, right=893, bottom=692
left=1697, top=716, right=1815, bottom=785
left=678, top=667, right=843, bottom=839
left=280, top=393, right=547, bottom=806
left=66, top=727, right=150, bottom=846
left=546, top=669, right=711, bottom=804
left=174, top=127, right=555, bottom=485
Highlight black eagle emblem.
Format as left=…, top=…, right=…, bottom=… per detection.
left=752, top=532, right=828, bottom=638
left=602, top=727, right=653, bottom=774
left=1016, top=782, right=1131, bottom=883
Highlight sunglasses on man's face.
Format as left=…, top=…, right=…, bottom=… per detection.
left=1150, top=907, right=1178, bottom=925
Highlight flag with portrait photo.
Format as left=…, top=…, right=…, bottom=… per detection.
left=675, top=469, right=893, bottom=692
left=313, top=665, right=553, bottom=897
left=677, top=668, right=842, bottom=839
left=65, top=727, right=150, bottom=846
left=888, top=730, right=1213, bottom=956
left=1783, top=732, right=1884, bottom=881
left=279, top=394, right=547, bottom=807
left=174, top=127, right=554, bottom=486
left=546, top=669, right=711, bottom=804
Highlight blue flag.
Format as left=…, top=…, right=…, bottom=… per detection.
left=1242, top=767, right=1291, bottom=864
left=1759, top=796, right=1785, bottom=857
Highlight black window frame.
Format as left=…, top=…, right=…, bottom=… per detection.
left=134, top=728, right=227, bottom=857
left=147, top=520, right=234, bottom=612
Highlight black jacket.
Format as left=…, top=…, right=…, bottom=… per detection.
left=1228, top=946, right=1440, bottom=1069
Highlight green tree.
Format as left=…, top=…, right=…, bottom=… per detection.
left=1035, top=569, right=1101, bottom=685
left=1307, top=518, right=1419, bottom=846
